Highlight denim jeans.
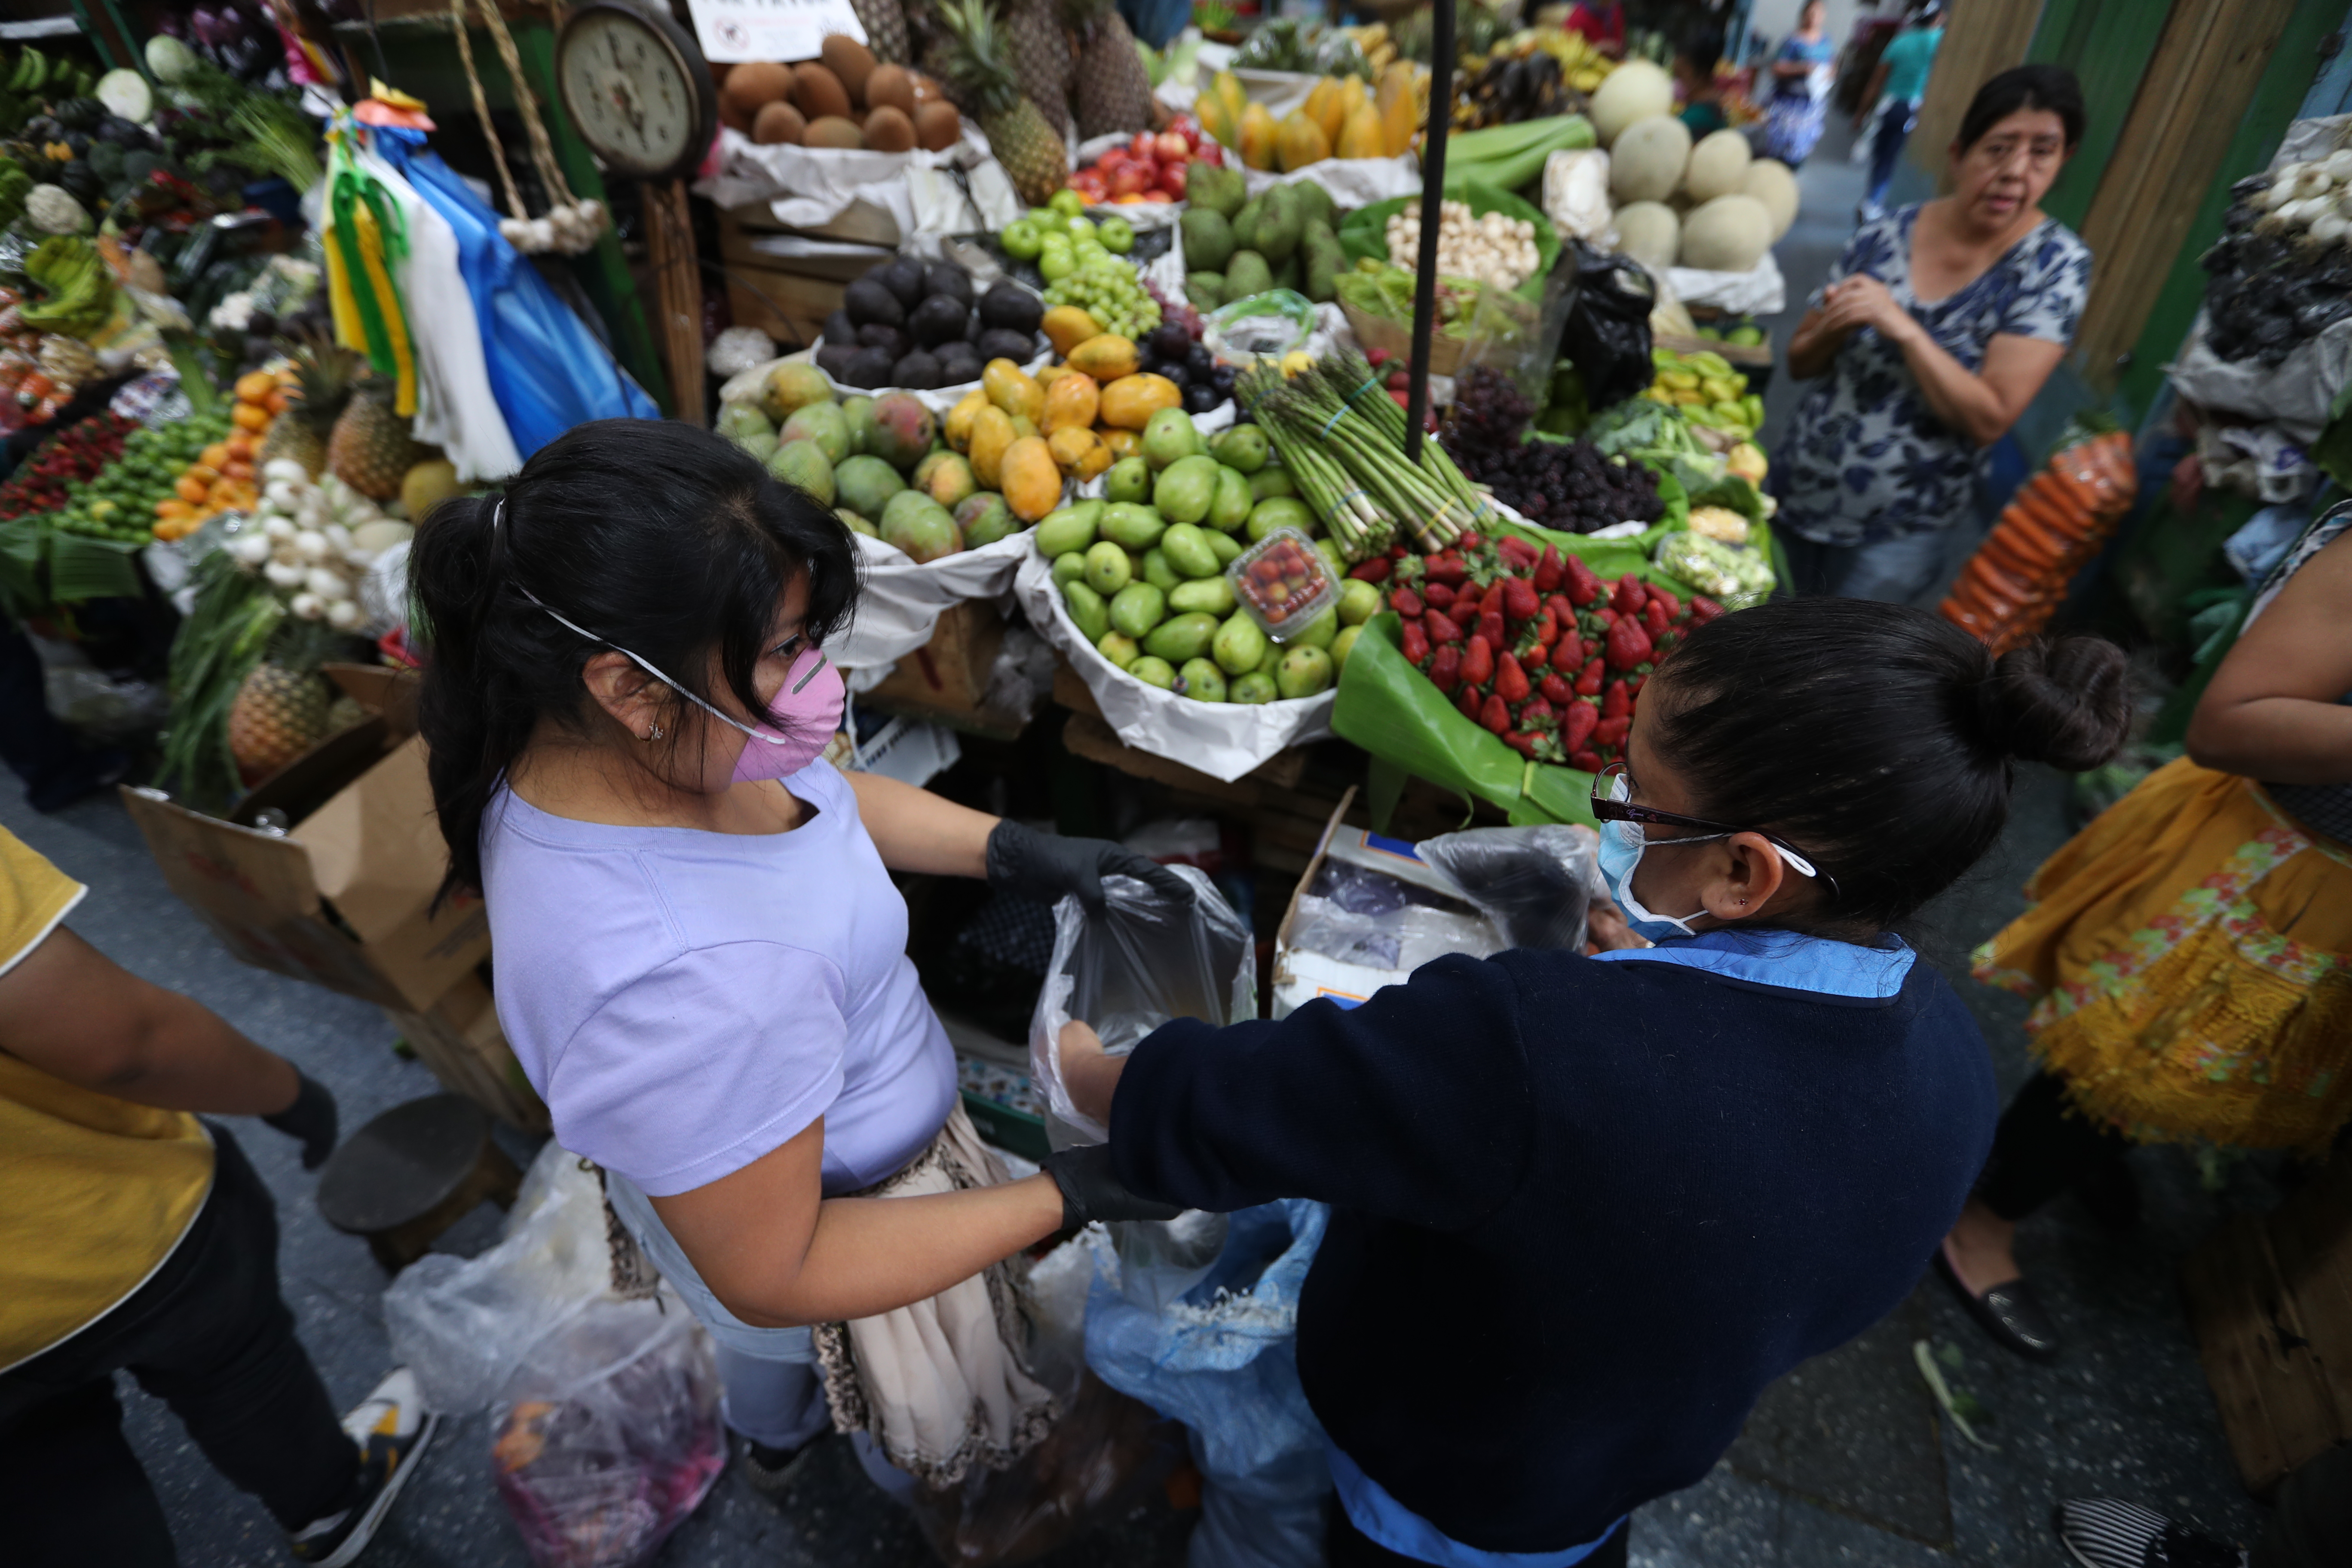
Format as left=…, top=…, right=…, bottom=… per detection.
left=1779, top=528, right=1957, bottom=604
left=1866, top=99, right=1915, bottom=211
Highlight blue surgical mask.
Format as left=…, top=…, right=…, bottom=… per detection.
left=1597, top=818, right=1724, bottom=942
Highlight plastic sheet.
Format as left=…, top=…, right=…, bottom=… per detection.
left=1029, top=862, right=1255, bottom=1142
left=1418, top=824, right=1600, bottom=952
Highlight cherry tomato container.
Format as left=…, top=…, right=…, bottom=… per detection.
left=1227, top=526, right=1339, bottom=642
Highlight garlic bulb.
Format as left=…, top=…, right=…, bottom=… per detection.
left=326, top=598, right=365, bottom=631
left=289, top=592, right=324, bottom=620
left=293, top=529, right=331, bottom=562
left=263, top=515, right=296, bottom=541
left=303, top=567, right=347, bottom=600
left=2314, top=211, right=2350, bottom=247
left=264, top=561, right=306, bottom=589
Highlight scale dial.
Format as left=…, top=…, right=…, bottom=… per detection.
left=553, top=1, right=718, bottom=181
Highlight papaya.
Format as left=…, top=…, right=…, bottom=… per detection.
left=945, top=389, right=989, bottom=453
left=1098, top=373, right=1182, bottom=430
left=967, top=405, right=1017, bottom=488
left=1238, top=102, right=1278, bottom=171
left=982, top=358, right=1044, bottom=423
left=1302, top=77, right=1345, bottom=146
left=1336, top=102, right=1384, bottom=160
left=1337, top=74, right=1368, bottom=123
left=1197, top=91, right=1234, bottom=151
left=1276, top=110, right=1331, bottom=173
left=1000, top=436, right=1064, bottom=522
left=1042, top=371, right=1100, bottom=433
left=1067, top=334, right=1141, bottom=381
left=1213, top=70, right=1246, bottom=128
left=1041, top=306, right=1101, bottom=358
left=1376, top=63, right=1420, bottom=157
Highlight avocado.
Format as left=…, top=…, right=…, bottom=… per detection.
left=1187, top=272, right=1226, bottom=311
left=977, top=328, right=1037, bottom=365
left=823, top=307, right=858, bottom=346
left=892, top=350, right=943, bottom=389
left=844, top=277, right=904, bottom=329
left=840, top=346, right=896, bottom=389
left=1224, top=250, right=1273, bottom=300
left=978, top=279, right=1043, bottom=335
left=880, top=255, right=927, bottom=309
left=924, top=262, right=974, bottom=305
left=1254, top=184, right=1302, bottom=264
left=910, top=292, right=970, bottom=348
left=1179, top=208, right=1236, bottom=273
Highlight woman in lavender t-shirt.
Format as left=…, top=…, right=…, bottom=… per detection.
left=409, top=421, right=1184, bottom=1493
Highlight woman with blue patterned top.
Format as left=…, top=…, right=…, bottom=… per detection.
left=1773, top=66, right=2092, bottom=603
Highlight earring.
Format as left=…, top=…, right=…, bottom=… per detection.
left=645, top=723, right=663, bottom=741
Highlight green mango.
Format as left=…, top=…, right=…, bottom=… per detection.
left=1052, top=551, right=1087, bottom=585
left=1061, top=579, right=1109, bottom=642
left=1229, top=671, right=1278, bottom=704
left=1178, top=658, right=1228, bottom=703
left=1100, top=502, right=1166, bottom=551
left=1142, top=547, right=1181, bottom=592
left=1256, top=640, right=1284, bottom=675
left=1143, top=610, right=1219, bottom=664
left=1212, top=611, right=1269, bottom=676
left=1128, top=655, right=1177, bottom=691
left=1315, top=538, right=1347, bottom=581
left=1275, top=643, right=1334, bottom=698
left=1337, top=577, right=1382, bottom=626
left=738, top=430, right=779, bottom=464
left=1104, top=456, right=1152, bottom=505
left=1329, top=624, right=1362, bottom=671
left=1142, top=407, right=1203, bottom=470
left=1035, top=504, right=1099, bottom=558
left=958, top=493, right=1018, bottom=548
left=1246, top=495, right=1314, bottom=542
left=1097, top=630, right=1140, bottom=670
left=1170, top=576, right=1236, bottom=616
left=1153, top=455, right=1221, bottom=526
left=1209, top=424, right=1268, bottom=473
left=1207, top=466, right=1254, bottom=533
left=1160, top=521, right=1221, bottom=579
left=717, top=401, right=774, bottom=443
left=1084, top=539, right=1133, bottom=596
left=1206, top=529, right=1243, bottom=566
left=1109, top=581, right=1167, bottom=640
left=1293, top=605, right=1339, bottom=650
left=1250, top=467, right=1296, bottom=501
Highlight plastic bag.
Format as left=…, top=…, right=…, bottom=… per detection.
left=1029, top=862, right=1255, bottom=1142
left=489, top=1298, right=726, bottom=1568
left=1559, top=240, right=1655, bottom=411
left=1086, top=1200, right=1332, bottom=1568
left=1418, top=824, right=1600, bottom=952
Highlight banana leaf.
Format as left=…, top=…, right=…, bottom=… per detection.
left=47, top=531, right=143, bottom=604
left=0, top=515, right=43, bottom=621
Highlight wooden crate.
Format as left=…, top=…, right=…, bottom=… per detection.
left=384, top=971, right=550, bottom=1136
left=857, top=602, right=1032, bottom=739
left=2184, top=1148, right=2352, bottom=1497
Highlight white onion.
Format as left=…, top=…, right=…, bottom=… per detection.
left=263, top=515, right=296, bottom=541
left=293, top=529, right=331, bottom=562
left=303, top=567, right=346, bottom=599
left=326, top=598, right=364, bottom=631
left=289, top=592, right=324, bottom=620
left=2313, top=211, right=2350, bottom=246
left=265, top=561, right=306, bottom=589
left=230, top=532, right=273, bottom=565
left=265, top=480, right=302, bottom=510
left=263, top=459, right=311, bottom=485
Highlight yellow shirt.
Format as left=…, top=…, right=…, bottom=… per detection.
left=0, top=828, right=214, bottom=1372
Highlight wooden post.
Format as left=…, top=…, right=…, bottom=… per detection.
left=647, top=179, right=707, bottom=427
left=1404, top=0, right=1455, bottom=463
left=1908, top=0, right=2045, bottom=192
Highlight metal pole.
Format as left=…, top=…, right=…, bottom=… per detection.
left=1403, top=0, right=1454, bottom=465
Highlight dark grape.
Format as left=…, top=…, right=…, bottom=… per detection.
left=1439, top=368, right=1666, bottom=535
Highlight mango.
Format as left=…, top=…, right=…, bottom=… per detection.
left=1105, top=456, right=1152, bottom=505
left=781, top=400, right=851, bottom=464
left=1276, top=109, right=1331, bottom=173
left=1041, top=306, right=1101, bottom=358
left=1052, top=551, right=1087, bottom=585
left=1247, top=495, right=1313, bottom=541
left=1062, top=579, right=1109, bottom=642
left=834, top=454, right=906, bottom=521
left=1337, top=577, right=1382, bottom=626
left=865, top=392, right=935, bottom=468
left=1329, top=624, right=1363, bottom=671
left=1209, top=424, right=1268, bottom=473
left=1275, top=643, right=1333, bottom=698
left=1084, top=539, right=1132, bottom=596
left=999, top=435, right=1064, bottom=521
left=1293, top=604, right=1339, bottom=650
left=881, top=498, right=960, bottom=563
left=917, top=450, right=977, bottom=508
left=1160, top=521, right=1221, bottom=580
left=967, top=405, right=1016, bottom=488
left=957, top=491, right=1017, bottom=547
left=1109, top=581, right=1167, bottom=640
left=1048, top=424, right=1112, bottom=479
left=1230, top=670, right=1278, bottom=704
left=1097, top=631, right=1140, bottom=670
left=1376, top=62, right=1419, bottom=158
left=759, top=362, right=833, bottom=422
left=945, top=389, right=989, bottom=452
left=1336, top=101, right=1384, bottom=161
left=983, top=359, right=1044, bottom=423
left=1141, top=406, right=1202, bottom=469
left=1009, top=413, right=1040, bottom=442
left=1179, top=658, right=1228, bottom=703
left=717, top=401, right=774, bottom=443
left=1128, top=655, right=1178, bottom=691
left=1100, top=502, right=1167, bottom=551
left=1169, top=576, right=1236, bottom=616
left=1143, top=611, right=1220, bottom=664
left=1213, top=69, right=1246, bottom=128
left=1099, top=427, right=1140, bottom=460
left=1212, top=611, right=1268, bottom=675
left=1249, top=467, right=1296, bottom=501
left=1153, top=455, right=1220, bottom=524
left=1042, top=372, right=1100, bottom=434
left=1141, top=547, right=1179, bottom=592
left=1302, top=77, right=1345, bottom=146
left=1207, top=466, right=1254, bottom=533
left=738, top=430, right=779, bottom=464
left=1238, top=101, right=1278, bottom=171
left=1206, top=529, right=1243, bottom=567
left=766, top=439, right=834, bottom=505
left=1067, top=334, right=1141, bottom=382
left=1035, top=503, right=1099, bottom=558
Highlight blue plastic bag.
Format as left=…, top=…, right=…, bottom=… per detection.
left=1085, top=1199, right=1332, bottom=1568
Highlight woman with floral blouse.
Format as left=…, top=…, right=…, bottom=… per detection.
left=1772, top=66, right=2092, bottom=603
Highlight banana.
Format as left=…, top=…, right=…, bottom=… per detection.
left=22, top=47, right=50, bottom=92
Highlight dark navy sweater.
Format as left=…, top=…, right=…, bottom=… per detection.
left=1110, top=945, right=1996, bottom=1552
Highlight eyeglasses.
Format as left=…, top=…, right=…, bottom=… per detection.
left=1589, top=763, right=1839, bottom=900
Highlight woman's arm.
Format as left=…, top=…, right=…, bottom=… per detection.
left=845, top=770, right=997, bottom=876
left=1819, top=276, right=2064, bottom=445
left=1853, top=61, right=1890, bottom=128
left=1785, top=304, right=1858, bottom=380
left=649, top=1118, right=1065, bottom=1327
left=2186, top=530, right=2352, bottom=783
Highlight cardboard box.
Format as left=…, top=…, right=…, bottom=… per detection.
left=385, top=971, right=548, bottom=1135
left=122, top=670, right=490, bottom=1014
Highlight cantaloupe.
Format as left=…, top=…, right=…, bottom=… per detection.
left=1680, top=194, right=1773, bottom=273
left=1739, top=159, right=1800, bottom=241
left=1684, top=129, right=1752, bottom=203
left=1608, top=115, right=1692, bottom=205
left=1612, top=202, right=1681, bottom=272
left=1590, top=59, right=1674, bottom=145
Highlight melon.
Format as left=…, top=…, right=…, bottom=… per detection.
left=1739, top=158, right=1801, bottom=241
left=1612, top=202, right=1681, bottom=272
left=1684, top=129, right=1752, bottom=204
left=1608, top=116, right=1692, bottom=205
left=1680, top=195, right=1774, bottom=273
left=1590, top=59, right=1675, bottom=145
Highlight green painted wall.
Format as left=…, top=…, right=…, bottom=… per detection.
left=2026, top=0, right=2172, bottom=231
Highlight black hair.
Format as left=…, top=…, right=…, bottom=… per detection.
left=1646, top=600, right=2130, bottom=930
left=1957, top=64, right=2085, bottom=151
left=1675, top=22, right=1724, bottom=76
left=409, top=418, right=859, bottom=900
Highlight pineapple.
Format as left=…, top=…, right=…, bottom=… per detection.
left=1064, top=0, right=1152, bottom=138
left=935, top=0, right=1068, bottom=208
left=850, top=0, right=910, bottom=64
left=227, top=662, right=333, bottom=782
left=257, top=332, right=359, bottom=480
left=327, top=374, right=425, bottom=501
left=1005, top=0, right=1072, bottom=137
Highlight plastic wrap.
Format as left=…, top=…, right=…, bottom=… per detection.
left=1560, top=240, right=1656, bottom=411
left=1418, top=825, right=1600, bottom=952
left=1029, top=863, right=1255, bottom=1142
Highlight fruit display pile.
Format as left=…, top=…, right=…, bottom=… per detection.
left=1642, top=347, right=1764, bottom=450
left=1039, top=254, right=1161, bottom=344
left=0, top=413, right=132, bottom=522
left=718, top=40, right=962, bottom=153
left=150, top=369, right=283, bottom=539
left=1441, top=368, right=1665, bottom=533
left=1042, top=417, right=1380, bottom=704
left=1130, top=322, right=1236, bottom=416
left=52, top=410, right=233, bottom=543
left=1179, top=171, right=1351, bottom=311
left=1377, top=533, right=1722, bottom=767
left=218, top=463, right=413, bottom=632
left=1196, top=62, right=1423, bottom=173
left=1066, top=123, right=1220, bottom=206
left=816, top=256, right=1041, bottom=392
left=998, top=194, right=1141, bottom=286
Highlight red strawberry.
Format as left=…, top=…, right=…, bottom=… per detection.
left=1428, top=643, right=1461, bottom=692
left=1550, top=634, right=1584, bottom=671
left=1605, top=616, right=1654, bottom=672
left=1422, top=580, right=1457, bottom=611
left=1502, top=577, right=1540, bottom=622
left=1504, top=731, right=1542, bottom=759
left=1350, top=558, right=1393, bottom=582
left=1450, top=583, right=1481, bottom=618
left=1576, top=657, right=1605, bottom=697
left=1457, top=685, right=1483, bottom=722
left=1593, top=715, right=1631, bottom=748
left=1494, top=651, right=1530, bottom=703
left=1533, top=544, right=1565, bottom=593
left=1458, top=531, right=1484, bottom=549
left=1519, top=696, right=1555, bottom=727
left=1594, top=606, right=1618, bottom=629
left=1571, top=747, right=1606, bottom=773
left=1648, top=585, right=1680, bottom=619
left=1390, top=543, right=1409, bottom=560
left=1424, top=610, right=1463, bottom=643
left=1497, top=536, right=1539, bottom=570
left=1561, top=701, right=1599, bottom=752
left=1602, top=680, right=1629, bottom=720
left=1564, top=554, right=1603, bottom=606
left=1401, top=622, right=1430, bottom=665
left=1540, top=672, right=1574, bottom=707
left=1390, top=586, right=1425, bottom=618
left=1643, top=597, right=1671, bottom=636
left=1546, top=593, right=1576, bottom=626
left=1690, top=595, right=1724, bottom=623
left=1480, top=692, right=1512, bottom=734
left=1477, top=609, right=1506, bottom=651
left=1527, top=610, right=1557, bottom=649
left=1461, top=634, right=1495, bottom=689
left=1614, top=574, right=1648, bottom=616
left=1425, top=554, right=1468, bottom=585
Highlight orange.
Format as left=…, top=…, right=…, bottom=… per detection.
left=221, top=459, right=254, bottom=482
left=265, top=388, right=289, bottom=415
left=235, top=371, right=277, bottom=402
left=231, top=403, right=270, bottom=432
left=199, top=442, right=232, bottom=469
left=175, top=475, right=209, bottom=504
left=224, top=435, right=256, bottom=459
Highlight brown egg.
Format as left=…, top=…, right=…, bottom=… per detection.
left=792, top=63, right=852, bottom=122
left=721, top=61, right=793, bottom=121
left=803, top=115, right=865, bottom=149
left=914, top=100, right=962, bottom=152
left=863, top=63, right=916, bottom=119
left=821, top=34, right=878, bottom=106
left=864, top=105, right=916, bottom=153
left=753, top=101, right=806, bottom=146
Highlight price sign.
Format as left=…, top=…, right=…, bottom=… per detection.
left=683, top=0, right=866, bottom=63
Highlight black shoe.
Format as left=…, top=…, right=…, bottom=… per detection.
left=288, top=1368, right=438, bottom=1567
left=739, top=1432, right=824, bottom=1501
left=2075, top=1154, right=2141, bottom=1232
left=1935, top=1239, right=2060, bottom=1360
left=2052, top=1497, right=2246, bottom=1568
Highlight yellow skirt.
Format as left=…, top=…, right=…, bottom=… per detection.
left=1973, top=757, right=2352, bottom=1155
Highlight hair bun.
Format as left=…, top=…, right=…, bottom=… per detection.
left=1976, top=634, right=2132, bottom=771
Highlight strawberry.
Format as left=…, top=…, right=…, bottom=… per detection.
left=1605, top=616, right=1654, bottom=672
left=1602, top=680, right=1629, bottom=721
left=1497, top=536, right=1539, bottom=570
left=1519, top=696, right=1555, bottom=727
left=1390, top=586, right=1425, bottom=618
left=1424, top=610, right=1463, bottom=643
left=1424, top=554, right=1469, bottom=585
left=1401, top=622, right=1430, bottom=666
left=1461, top=634, right=1495, bottom=689
left=1504, top=731, right=1543, bottom=759
left=1576, top=657, right=1605, bottom=697
left=1502, top=577, right=1540, bottom=622
left=1390, top=543, right=1409, bottom=560
left=1533, top=544, right=1565, bottom=592
left=1690, top=595, right=1724, bottom=623
left=1550, top=634, right=1584, bottom=671
left=1594, top=606, right=1618, bottom=629
left=1450, top=583, right=1481, bottom=618
left=1480, top=692, right=1512, bottom=734
left=1613, top=575, right=1648, bottom=616
left=1495, top=651, right=1530, bottom=703
left=1644, top=597, right=1671, bottom=636
left=1459, top=531, right=1484, bottom=549
left=1564, top=554, right=1603, bottom=606
left=1428, top=643, right=1461, bottom=692
left=1593, top=715, right=1631, bottom=748
left=1571, top=746, right=1606, bottom=773
left=1350, top=558, right=1393, bottom=582
left=1545, top=593, right=1576, bottom=626
left=1478, top=609, right=1507, bottom=652
left=1528, top=610, right=1557, bottom=648
left=1540, top=672, right=1574, bottom=707
left=1422, top=581, right=1456, bottom=611
left=1648, top=585, right=1680, bottom=619
left=1457, top=685, right=1483, bottom=722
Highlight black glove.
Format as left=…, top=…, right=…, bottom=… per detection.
left=262, top=1071, right=338, bottom=1170
left=986, top=820, right=1194, bottom=917
left=1043, top=1143, right=1185, bottom=1229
